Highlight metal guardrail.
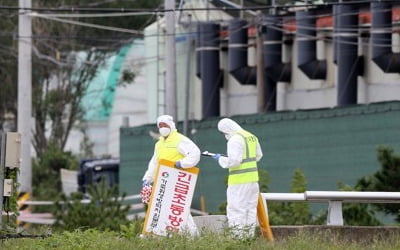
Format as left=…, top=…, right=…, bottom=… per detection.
left=13, top=194, right=144, bottom=225
left=261, top=191, right=400, bottom=226
left=16, top=194, right=142, bottom=206
left=15, top=191, right=398, bottom=227
left=11, top=191, right=400, bottom=226
left=14, top=194, right=208, bottom=225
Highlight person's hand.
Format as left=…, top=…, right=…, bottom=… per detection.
left=142, top=179, right=152, bottom=187
left=212, top=154, right=221, bottom=161
left=175, top=161, right=182, bottom=169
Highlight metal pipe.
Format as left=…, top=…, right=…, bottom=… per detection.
left=183, top=14, right=192, bottom=136
left=256, top=20, right=266, bottom=113
left=296, top=10, right=326, bottom=79
left=262, top=15, right=291, bottom=111
left=228, top=19, right=256, bottom=85
left=197, top=22, right=221, bottom=118
left=263, top=15, right=291, bottom=83
left=336, top=4, right=358, bottom=106
left=165, top=0, right=177, bottom=118
left=371, top=2, right=400, bottom=73
left=333, top=4, right=339, bottom=64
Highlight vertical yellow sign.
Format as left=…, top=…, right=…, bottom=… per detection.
left=257, top=193, right=274, bottom=242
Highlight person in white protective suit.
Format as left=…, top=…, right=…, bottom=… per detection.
left=141, top=114, right=201, bottom=236
left=212, top=118, right=263, bottom=238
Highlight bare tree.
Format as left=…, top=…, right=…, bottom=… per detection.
left=30, top=0, right=161, bottom=157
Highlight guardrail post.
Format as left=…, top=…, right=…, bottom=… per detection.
left=327, top=201, right=343, bottom=226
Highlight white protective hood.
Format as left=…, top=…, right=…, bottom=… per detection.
left=217, top=118, right=242, bottom=137
left=157, top=115, right=176, bottom=131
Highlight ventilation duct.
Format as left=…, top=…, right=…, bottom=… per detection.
left=196, top=22, right=222, bottom=118
left=333, top=4, right=339, bottom=65
left=336, top=4, right=359, bottom=106
left=263, top=15, right=291, bottom=83
left=296, top=10, right=327, bottom=79
left=371, top=2, right=400, bottom=73
left=262, top=15, right=291, bottom=111
left=196, top=25, right=201, bottom=78
left=228, top=19, right=256, bottom=85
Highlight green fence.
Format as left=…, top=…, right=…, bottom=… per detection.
left=120, top=101, right=400, bottom=213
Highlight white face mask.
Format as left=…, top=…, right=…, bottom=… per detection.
left=225, top=134, right=231, bottom=140
left=159, top=127, right=171, bottom=137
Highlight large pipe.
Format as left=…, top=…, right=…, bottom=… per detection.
left=336, top=4, right=359, bottom=106
left=263, top=15, right=291, bottom=111
left=371, top=2, right=400, bottom=73
left=196, top=22, right=222, bottom=118
left=196, top=24, right=201, bottom=78
left=334, top=4, right=364, bottom=74
left=333, top=4, right=339, bottom=65
left=264, top=76, right=277, bottom=111
left=263, top=15, right=291, bottom=83
left=296, top=10, right=326, bottom=79
left=228, top=19, right=256, bottom=85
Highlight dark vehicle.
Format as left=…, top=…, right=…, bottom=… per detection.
left=77, top=158, right=119, bottom=194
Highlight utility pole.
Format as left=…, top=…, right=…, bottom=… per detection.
left=165, top=0, right=177, bottom=119
left=0, top=134, right=5, bottom=227
left=271, top=0, right=276, bottom=15
left=18, top=0, right=32, bottom=195
left=240, top=0, right=244, bottom=19
left=183, top=14, right=192, bottom=136
left=256, top=12, right=266, bottom=113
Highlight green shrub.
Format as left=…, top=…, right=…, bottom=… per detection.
left=268, top=169, right=313, bottom=225
left=32, top=144, right=78, bottom=210
left=356, top=146, right=400, bottom=222
left=53, top=180, right=130, bottom=231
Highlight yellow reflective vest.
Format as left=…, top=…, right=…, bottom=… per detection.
left=155, top=129, right=185, bottom=162
left=228, top=130, right=259, bottom=185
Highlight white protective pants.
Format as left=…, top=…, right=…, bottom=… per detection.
left=226, top=182, right=259, bottom=238
left=182, top=214, right=199, bottom=237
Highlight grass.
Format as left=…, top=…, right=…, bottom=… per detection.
left=2, top=226, right=400, bottom=250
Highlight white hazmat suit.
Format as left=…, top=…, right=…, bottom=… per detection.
left=142, top=115, right=200, bottom=236
left=216, top=118, right=263, bottom=238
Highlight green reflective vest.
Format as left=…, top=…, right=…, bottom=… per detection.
left=228, top=130, right=259, bottom=185
left=155, top=130, right=185, bottom=162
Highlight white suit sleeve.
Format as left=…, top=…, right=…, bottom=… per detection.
left=177, top=137, right=201, bottom=168
left=142, top=147, right=158, bottom=182
left=256, top=141, right=263, bottom=162
left=218, top=135, right=244, bottom=169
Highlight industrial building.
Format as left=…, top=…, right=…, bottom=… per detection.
left=118, top=1, right=400, bottom=213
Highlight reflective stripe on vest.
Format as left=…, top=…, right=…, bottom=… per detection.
left=156, top=130, right=185, bottom=162
left=228, top=130, right=259, bottom=185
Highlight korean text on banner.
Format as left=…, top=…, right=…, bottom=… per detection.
left=142, top=159, right=199, bottom=236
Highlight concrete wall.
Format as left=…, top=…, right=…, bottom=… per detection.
left=120, top=101, right=400, bottom=213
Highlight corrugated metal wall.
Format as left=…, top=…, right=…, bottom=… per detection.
left=120, top=101, right=400, bottom=213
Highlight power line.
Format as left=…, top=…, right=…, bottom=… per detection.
left=0, top=0, right=392, bottom=13
left=0, top=3, right=397, bottom=68
left=2, top=2, right=395, bottom=43
left=31, top=13, right=143, bottom=35
left=29, top=11, right=157, bottom=18
left=0, top=23, right=396, bottom=52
